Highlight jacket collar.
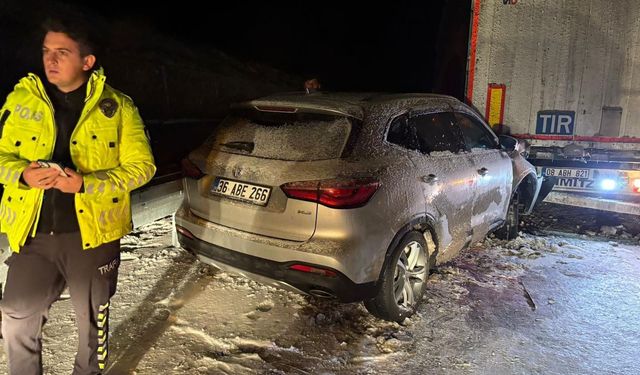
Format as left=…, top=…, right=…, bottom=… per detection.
left=20, top=68, right=106, bottom=104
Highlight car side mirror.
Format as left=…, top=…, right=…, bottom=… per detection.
left=498, top=135, right=527, bottom=155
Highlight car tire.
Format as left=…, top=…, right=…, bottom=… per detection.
left=364, top=231, right=429, bottom=322
left=495, top=191, right=520, bottom=240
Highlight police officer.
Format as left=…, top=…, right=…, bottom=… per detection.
left=0, top=15, right=155, bottom=375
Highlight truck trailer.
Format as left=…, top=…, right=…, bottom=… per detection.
left=467, top=0, right=640, bottom=214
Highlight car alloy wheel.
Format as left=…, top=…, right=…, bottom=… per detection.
left=393, top=240, right=427, bottom=309
left=495, top=191, right=520, bottom=240
left=364, top=231, right=429, bottom=322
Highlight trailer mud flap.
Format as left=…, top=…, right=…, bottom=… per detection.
left=536, top=176, right=556, bottom=207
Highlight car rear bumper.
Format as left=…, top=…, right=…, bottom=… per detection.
left=173, top=200, right=387, bottom=282
left=176, top=231, right=376, bottom=302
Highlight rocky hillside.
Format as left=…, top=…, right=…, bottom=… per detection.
left=0, top=0, right=300, bottom=120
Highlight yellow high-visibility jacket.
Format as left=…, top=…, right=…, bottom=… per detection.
left=0, top=69, right=156, bottom=251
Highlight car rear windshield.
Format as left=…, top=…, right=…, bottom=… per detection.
left=209, top=110, right=354, bottom=161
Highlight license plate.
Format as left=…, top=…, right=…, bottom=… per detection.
left=542, top=167, right=591, bottom=179
left=554, top=177, right=596, bottom=191
left=210, top=177, right=271, bottom=206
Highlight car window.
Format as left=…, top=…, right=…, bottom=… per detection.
left=454, top=112, right=499, bottom=150
left=410, top=112, right=465, bottom=154
left=210, top=111, right=353, bottom=161
left=386, top=114, right=420, bottom=152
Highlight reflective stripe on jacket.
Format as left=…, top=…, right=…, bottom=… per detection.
left=0, top=69, right=156, bottom=251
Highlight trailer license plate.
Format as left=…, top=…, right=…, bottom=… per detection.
left=210, top=177, right=271, bottom=206
left=542, top=168, right=591, bottom=179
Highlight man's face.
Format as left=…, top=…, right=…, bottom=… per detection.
left=42, top=31, right=95, bottom=93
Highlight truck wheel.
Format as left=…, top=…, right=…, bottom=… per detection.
left=364, top=231, right=429, bottom=322
left=495, top=192, right=520, bottom=240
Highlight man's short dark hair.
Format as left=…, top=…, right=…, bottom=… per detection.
left=41, top=14, right=98, bottom=58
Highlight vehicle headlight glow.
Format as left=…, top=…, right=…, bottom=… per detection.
left=600, top=178, right=618, bottom=191
left=634, top=179, right=640, bottom=189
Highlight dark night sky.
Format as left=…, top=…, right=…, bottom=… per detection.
left=155, top=2, right=447, bottom=91
left=1, top=0, right=470, bottom=117
left=63, top=1, right=470, bottom=93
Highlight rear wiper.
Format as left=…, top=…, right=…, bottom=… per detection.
left=219, top=141, right=254, bottom=153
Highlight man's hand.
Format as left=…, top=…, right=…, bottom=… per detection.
left=22, top=161, right=60, bottom=189
left=53, top=168, right=84, bottom=193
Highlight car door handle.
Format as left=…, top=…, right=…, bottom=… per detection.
left=421, top=174, right=439, bottom=184
left=477, top=167, right=489, bottom=176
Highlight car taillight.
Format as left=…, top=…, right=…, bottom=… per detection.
left=181, top=158, right=204, bottom=179
left=281, top=178, right=380, bottom=208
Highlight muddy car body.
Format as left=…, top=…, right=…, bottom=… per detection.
left=174, top=92, right=541, bottom=321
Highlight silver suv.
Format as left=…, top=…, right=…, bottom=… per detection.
left=174, top=92, right=541, bottom=322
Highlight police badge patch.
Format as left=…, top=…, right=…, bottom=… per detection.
left=99, top=98, right=118, bottom=118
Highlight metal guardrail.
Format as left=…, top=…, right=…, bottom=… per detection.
left=131, top=178, right=183, bottom=228
left=0, top=178, right=186, bottom=297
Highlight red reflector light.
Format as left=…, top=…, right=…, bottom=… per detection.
left=281, top=178, right=380, bottom=209
left=181, top=158, right=204, bottom=179
left=175, top=225, right=196, bottom=240
left=289, top=264, right=337, bottom=277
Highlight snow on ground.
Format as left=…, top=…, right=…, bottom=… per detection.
left=0, top=204, right=639, bottom=374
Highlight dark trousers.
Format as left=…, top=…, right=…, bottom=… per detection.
left=0, top=232, right=120, bottom=375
